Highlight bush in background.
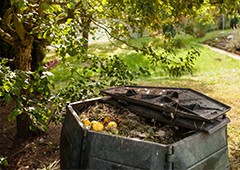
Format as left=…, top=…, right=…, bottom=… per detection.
left=226, top=29, right=240, bottom=52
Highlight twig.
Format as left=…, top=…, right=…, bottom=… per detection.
left=0, top=27, right=14, bottom=46
left=9, top=144, right=29, bottom=158
left=91, top=19, right=139, bottom=50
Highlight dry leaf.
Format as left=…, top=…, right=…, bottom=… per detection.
left=156, top=130, right=166, bottom=137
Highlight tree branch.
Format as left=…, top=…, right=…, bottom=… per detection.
left=91, top=19, right=139, bottom=50
left=0, top=27, right=14, bottom=45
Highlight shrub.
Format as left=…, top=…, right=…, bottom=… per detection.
left=226, top=29, right=240, bottom=52
left=0, top=60, right=61, bottom=132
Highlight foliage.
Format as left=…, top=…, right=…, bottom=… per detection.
left=0, top=156, right=8, bottom=168
left=226, top=29, right=240, bottom=51
left=0, top=60, right=61, bottom=131
left=57, top=54, right=144, bottom=102
left=184, top=3, right=218, bottom=37
left=141, top=41, right=200, bottom=77
left=230, top=15, right=239, bottom=29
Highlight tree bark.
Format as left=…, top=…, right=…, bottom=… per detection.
left=14, top=35, right=34, bottom=139
left=31, top=40, right=46, bottom=71
left=16, top=112, right=32, bottom=139
left=14, top=36, right=33, bottom=71
left=82, top=26, right=90, bottom=50
left=222, top=14, right=225, bottom=30
left=81, top=9, right=91, bottom=51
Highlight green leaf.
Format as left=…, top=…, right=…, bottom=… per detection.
left=3, top=82, right=12, bottom=92
left=14, top=0, right=27, bottom=10
left=82, top=0, right=88, bottom=7
left=0, top=90, right=4, bottom=97
left=5, top=93, right=12, bottom=104
left=8, top=108, right=22, bottom=122
left=38, top=118, right=49, bottom=131
left=43, top=30, right=49, bottom=39
left=10, top=0, right=14, bottom=5
left=0, top=157, right=8, bottom=168
left=29, top=87, right=34, bottom=93
left=67, top=3, right=75, bottom=9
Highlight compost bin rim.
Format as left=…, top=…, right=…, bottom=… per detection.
left=67, top=98, right=204, bottom=146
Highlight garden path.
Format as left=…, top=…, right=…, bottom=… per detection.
left=203, top=44, right=240, bottom=60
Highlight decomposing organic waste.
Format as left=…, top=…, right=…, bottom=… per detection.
left=78, top=102, right=194, bottom=144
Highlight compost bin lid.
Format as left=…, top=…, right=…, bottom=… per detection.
left=101, top=86, right=231, bottom=134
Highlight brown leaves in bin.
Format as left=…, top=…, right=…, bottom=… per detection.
left=79, top=102, right=193, bottom=144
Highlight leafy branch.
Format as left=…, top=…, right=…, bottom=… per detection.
left=0, top=61, right=61, bottom=131
left=142, top=45, right=200, bottom=76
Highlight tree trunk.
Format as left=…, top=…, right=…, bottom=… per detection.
left=16, top=113, right=32, bottom=139
left=81, top=9, right=91, bottom=51
left=15, top=37, right=33, bottom=71
left=222, top=14, right=225, bottom=30
left=82, top=27, right=90, bottom=50
left=15, top=36, right=34, bottom=139
left=31, top=40, right=46, bottom=71
left=1, top=0, right=43, bottom=139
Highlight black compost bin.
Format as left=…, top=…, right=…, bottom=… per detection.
left=60, top=86, right=231, bottom=170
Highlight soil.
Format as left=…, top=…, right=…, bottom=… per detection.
left=0, top=103, right=61, bottom=170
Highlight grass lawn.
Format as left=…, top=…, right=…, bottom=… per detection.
left=50, top=29, right=240, bottom=168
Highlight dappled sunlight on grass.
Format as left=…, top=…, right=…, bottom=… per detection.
left=89, top=36, right=157, bottom=57
left=89, top=39, right=133, bottom=56
left=122, top=52, right=149, bottom=71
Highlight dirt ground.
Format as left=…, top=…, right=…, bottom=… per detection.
left=0, top=103, right=61, bottom=169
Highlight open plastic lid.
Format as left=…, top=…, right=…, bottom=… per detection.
left=101, top=86, right=231, bottom=134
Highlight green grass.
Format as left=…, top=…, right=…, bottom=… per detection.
left=194, top=46, right=240, bottom=73
left=197, top=29, right=233, bottom=43
left=49, top=30, right=240, bottom=168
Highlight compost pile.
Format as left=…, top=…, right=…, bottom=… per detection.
left=79, top=102, right=194, bottom=144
